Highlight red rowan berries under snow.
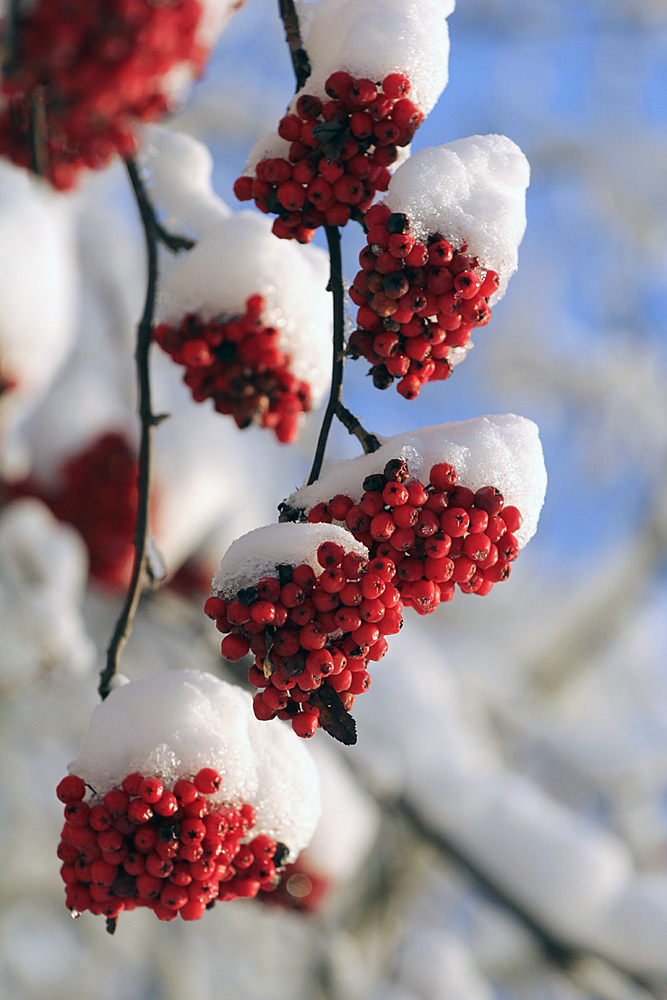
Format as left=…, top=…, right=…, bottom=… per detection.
left=349, top=136, right=530, bottom=395
left=280, top=416, right=547, bottom=614
left=0, top=0, right=243, bottom=189
left=58, top=671, right=320, bottom=922
left=207, top=523, right=404, bottom=743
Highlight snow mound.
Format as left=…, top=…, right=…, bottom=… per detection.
left=0, top=499, right=93, bottom=688
left=140, top=127, right=230, bottom=239
left=286, top=414, right=546, bottom=548
left=295, top=0, right=454, bottom=116
left=157, top=210, right=332, bottom=407
left=69, top=670, right=320, bottom=860
left=385, top=136, right=530, bottom=303
left=212, top=522, right=368, bottom=599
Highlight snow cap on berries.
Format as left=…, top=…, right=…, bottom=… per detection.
left=294, top=0, right=454, bottom=116
left=212, top=522, right=368, bottom=600
left=157, top=211, right=332, bottom=407
left=140, top=127, right=231, bottom=239
left=285, top=414, right=547, bottom=548
left=69, top=670, right=320, bottom=860
left=385, top=136, right=530, bottom=303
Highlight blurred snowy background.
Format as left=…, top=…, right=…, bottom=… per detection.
left=1, top=0, right=667, bottom=997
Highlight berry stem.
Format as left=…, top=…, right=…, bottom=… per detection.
left=99, top=158, right=164, bottom=701
left=335, top=401, right=381, bottom=454
left=277, top=0, right=311, bottom=91
left=307, top=225, right=345, bottom=485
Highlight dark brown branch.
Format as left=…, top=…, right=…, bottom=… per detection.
left=124, top=159, right=195, bottom=254
left=278, top=0, right=311, bottom=91
left=28, top=88, right=48, bottom=179
left=307, top=225, right=345, bottom=485
left=335, top=402, right=381, bottom=454
left=2, top=0, right=21, bottom=76
left=98, top=157, right=162, bottom=701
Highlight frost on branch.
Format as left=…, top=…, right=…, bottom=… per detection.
left=282, top=415, right=546, bottom=613
left=207, top=523, right=403, bottom=742
left=58, top=671, right=320, bottom=921
left=349, top=136, right=530, bottom=397
left=235, top=0, right=454, bottom=239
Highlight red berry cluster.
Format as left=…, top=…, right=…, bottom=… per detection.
left=233, top=72, right=423, bottom=244
left=301, top=458, right=523, bottom=614
left=204, top=541, right=403, bottom=740
left=154, top=295, right=312, bottom=444
left=56, top=767, right=284, bottom=922
left=11, top=433, right=143, bottom=589
left=348, top=203, right=500, bottom=398
left=0, top=0, right=207, bottom=190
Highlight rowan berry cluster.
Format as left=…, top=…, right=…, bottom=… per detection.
left=300, top=458, right=523, bottom=615
left=153, top=295, right=312, bottom=444
left=348, top=203, right=499, bottom=398
left=205, top=541, right=403, bottom=739
left=56, top=767, right=284, bottom=922
left=13, top=433, right=140, bottom=589
left=0, top=0, right=208, bottom=189
left=233, top=71, right=423, bottom=243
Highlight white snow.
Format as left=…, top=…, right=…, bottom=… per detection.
left=385, top=136, right=530, bottom=303
left=294, top=0, right=454, bottom=116
left=0, top=161, right=78, bottom=454
left=0, top=500, right=94, bottom=689
left=197, top=0, right=247, bottom=49
left=212, top=522, right=368, bottom=599
left=139, top=126, right=231, bottom=240
left=69, top=670, right=320, bottom=860
left=286, top=414, right=547, bottom=548
left=157, top=208, right=333, bottom=408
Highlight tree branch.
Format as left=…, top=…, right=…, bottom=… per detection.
left=98, top=158, right=163, bottom=701
left=277, top=0, right=311, bottom=91
left=307, top=225, right=345, bottom=485
left=335, top=402, right=381, bottom=454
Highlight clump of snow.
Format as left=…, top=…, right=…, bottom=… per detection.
left=139, top=126, right=230, bottom=240
left=212, top=522, right=368, bottom=600
left=244, top=1, right=453, bottom=178
left=157, top=208, right=332, bottom=407
left=294, top=0, right=454, bottom=116
left=69, top=670, right=320, bottom=860
left=385, top=136, right=530, bottom=303
left=0, top=500, right=94, bottom=689
left=0, top=160, right=78, bottom=447
left=286, top=414, right=547, bottom=548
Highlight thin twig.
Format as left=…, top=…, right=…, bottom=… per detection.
left=1, top=0, right=21, bottom=76
left=98, top=158, right=163, bottom=701
left=335, top=402, right=381, bottom=454
left=307, top=225, right=345, bottom=485
left=278, top=0, right=311, bottom=91
left=123, top=158, right=195, bottom=254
